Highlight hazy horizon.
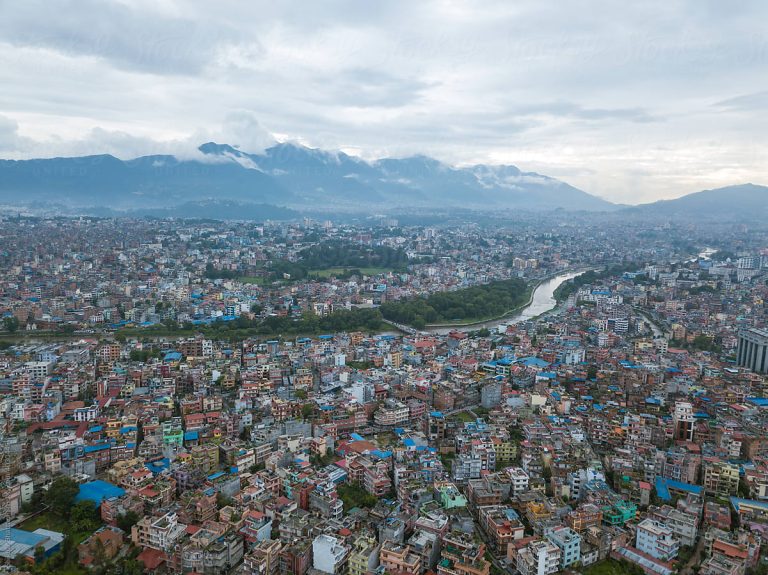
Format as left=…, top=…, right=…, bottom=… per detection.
left=2, top=1, right=768, bottom=204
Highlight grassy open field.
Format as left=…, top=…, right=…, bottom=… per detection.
left=310, top=267, right=392, bottom=277
left=19, top=511, right=91, bottom=575
left=453, top=411, right=477, bottom=423
left=237, top=276, right=271, bottom=285
left=21, top=511, right=91, bottom=546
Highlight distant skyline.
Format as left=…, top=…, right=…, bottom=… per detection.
left=1, top=1, right=767, bottom=204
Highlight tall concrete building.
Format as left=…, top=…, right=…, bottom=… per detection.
left=481, top=382, right=502, bottom=409
left=737, top=328, right=768, bottom=373
left=672, top=401, right=694, bottom=442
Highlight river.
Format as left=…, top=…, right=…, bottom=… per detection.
left=685, top=246, right=716, bottom=263
left=426, top=270, right=585, bottom=335
left=10, top=270, right=591, bottom=343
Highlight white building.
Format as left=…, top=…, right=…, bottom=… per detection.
left=546, top=526, right=581, bottom=568
left=14, top=474, right=34, bottom=503
left=24, top=361, right=52, bottom=379
left=636, top=519, right=680, bottom=561
left=373, top=400, right=409, bottom=426
left=649, top=506, right=698, bottom=547
left=132, top=511, right=187, bottom=551
left=73, top=404, right=99, bottom=422
left=515, top=539, right=561, bottom=575
left=567, top=468, right=605, bottom=500
left=506, top=467, right=530, bottom=497
left=313, top=534, right=349, bottom=574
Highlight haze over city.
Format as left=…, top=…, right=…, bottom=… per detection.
left=2, top=5, right=768, bottom=575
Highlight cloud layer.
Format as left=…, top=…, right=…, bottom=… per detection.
left=1, top=0, right=767, bottom=203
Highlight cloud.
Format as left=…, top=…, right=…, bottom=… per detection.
left=714, top=91, right=768, bottom=111
left=215, top=112, right=276, bottom=154
left=1, top=0, right=768, bottom=202
left=512, top=101, right=658, bottom=123
left=0, top=115, right=21, bottom=151
left=0, top=113, right=275, bottom=160
left=321, top=69, right=435, bottom=108
left=0, top=0, right=238, bottom=75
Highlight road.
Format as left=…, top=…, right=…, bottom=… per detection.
left=679, top=536, right=706, bottom=575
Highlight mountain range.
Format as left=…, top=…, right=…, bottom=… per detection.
left=0, top=142, right=766, bottom=219
left=0, top=142, right=613, bottom=212
left=624, top=183, right=768, bottom=220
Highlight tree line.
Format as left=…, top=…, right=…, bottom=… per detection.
left=380, top=277, right=529, bottom=329
left=298, top=241, right=409, bottom=270
left=204, top=240, right=409, bottom=283
left=121, top=307, right=384, bottom=340
left=553, top=263, right=644, bottom=301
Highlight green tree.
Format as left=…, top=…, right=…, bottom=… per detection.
left=301, top=404, right=314, bottom=421
left=21, top=489, right=44, bottom=514
left=3, top=316, right=19, bottom=333
left=71, top=500, right=100, bottom=532
left=44, top=475, right=79, bottom=518
left=216, top=492, right=233, bottom=508
left=116, top=510, right=140, bottom=533
left=337, top=482, right=377, bottom=511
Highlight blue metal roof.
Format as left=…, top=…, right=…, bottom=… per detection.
left=76, top=480, right=126, bottom=506
left=655, top=477, right=702, bottom=501
left=6, top=528, right=48, bottom=547
left=145, top=458, right=170, bottom=474
left=731, top=497, right=768, bottom=512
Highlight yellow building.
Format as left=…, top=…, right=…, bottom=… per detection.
left=349, top=535, right=379, bottom=575
left=704, top=461, right=740, bottom=497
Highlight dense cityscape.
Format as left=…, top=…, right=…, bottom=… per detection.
left=0, top=212, right=766, bottom=575
left=3, top=2, right=768, bottom=575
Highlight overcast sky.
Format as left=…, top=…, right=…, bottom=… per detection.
left=1, top=1, right=767, bottom=204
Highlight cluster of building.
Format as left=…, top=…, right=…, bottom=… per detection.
left=0, top=215, right=768, bottom=575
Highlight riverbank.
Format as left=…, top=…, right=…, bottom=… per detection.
left=423, top=266, right=594, bottom=330
left=0, top=268, right=593, bottom=345
left=426, top=269, right=591, bottom=334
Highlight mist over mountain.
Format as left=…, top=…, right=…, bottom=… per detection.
left=0, top=142, right=615, bottom=212
left=0, top=151, right=290, bottom=208
left=4, top=143, right=767, bottom=220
